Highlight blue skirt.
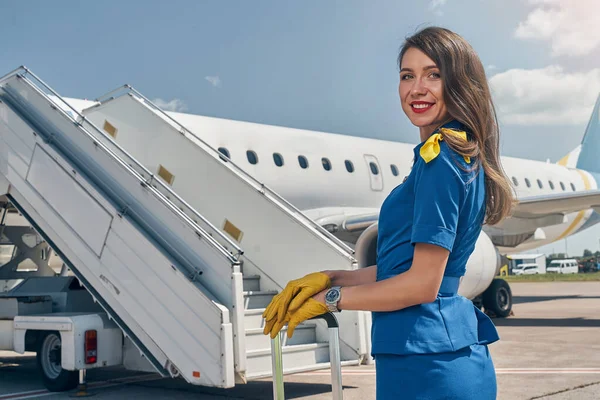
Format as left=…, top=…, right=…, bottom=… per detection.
left=375, top=344, right=497, bottom=400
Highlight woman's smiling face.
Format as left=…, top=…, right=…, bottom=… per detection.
left=399, top=47, right=450, bottom=139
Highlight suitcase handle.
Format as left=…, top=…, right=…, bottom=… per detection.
left=270, top=312, right=343, bottom=400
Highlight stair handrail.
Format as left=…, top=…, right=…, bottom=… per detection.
left=0, top=66, right=243, bottom=263
left=92, top=84, right=356, bottom=261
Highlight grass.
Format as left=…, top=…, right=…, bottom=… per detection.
left=503, top=271, right=600, bottom=282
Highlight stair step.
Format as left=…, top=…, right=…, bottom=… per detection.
left=244, top=308, right=266, bottom=330
left=246, top=359, right=361, bottom=380
left=242, top=274, right=261, bottom=292
left=246, top=342, right=330, bottom=378
left=243, top=290, right=278, bottom=309
left=245, top=325, right=316, bottom=349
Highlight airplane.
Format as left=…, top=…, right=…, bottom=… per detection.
left=57, top=92, right=600, bottom=318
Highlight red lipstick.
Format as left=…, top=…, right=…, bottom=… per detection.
left=410, top=101, right=434, bottom=114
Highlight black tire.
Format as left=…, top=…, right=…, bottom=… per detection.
left=482, top=279, right=512, bottom=318
left=36, top=331, right=79, bottom=392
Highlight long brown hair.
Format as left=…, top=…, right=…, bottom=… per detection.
left=398, top=26, right=514, bottom=225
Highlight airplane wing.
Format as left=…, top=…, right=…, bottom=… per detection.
left=307, top=190, right=600, bottom=247
left=303, top=207, right=379, bottom=244
left=510, top=190, right=600, bottom=217
left=486, top=190, right=600, bottom=248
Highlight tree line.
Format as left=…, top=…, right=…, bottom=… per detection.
left=547, top=250, right=600, bottom=259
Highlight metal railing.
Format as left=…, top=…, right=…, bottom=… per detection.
left=91, top=84, right=356, bottom=261
left=270, top=313, right=343, bottom=400
left=0, top=66, right=243, bottom=264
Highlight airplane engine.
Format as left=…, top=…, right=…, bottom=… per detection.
left=354, top=224, right=500, bottom=300
left=354, top=223, right=379, bottom=270
left=459, top=231, right=501, bottom=299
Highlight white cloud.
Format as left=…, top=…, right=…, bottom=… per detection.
left=428, top=0, right=447, bottom=16
left=489, top=65, right=600, bottom=125
left=152, top=98, right=188, bottom=112
left=515, top=0, right=600, bottom=57
left=205, top=76, right=221, bottom=87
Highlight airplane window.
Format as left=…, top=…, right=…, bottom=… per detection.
left=391, top=164, right=399, bottom=176
left=560, top=181, right=566, bottom=191
left=537, top=179, right=543, bottom=189
left=322, top=158, right=332, bottom=171
left=273, top=153, right=284, bottom=167
left=247, top=150, right=258, bottom=165
left=524, top=178, right=531, bottom=188
left=512, top=177, right=518, bottom=186
left=369, top=162, right=380, bottom=175
left=218, top=147, right=230, bottom=162
left=345, top=160, right=354, bottom=173
left=549, top=180, right=555, bottom=190
left=218, top=147, right=230, bottom=159
left=298, top=155, right=309, bottom=169
left=570, top=182, right=576, bottom=191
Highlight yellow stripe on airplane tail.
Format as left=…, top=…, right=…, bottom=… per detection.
left=555, top=169, right=592, bottom=240
left=577, top=169, right=592, bottom=190
left=557, top=154, right=570, bottom=166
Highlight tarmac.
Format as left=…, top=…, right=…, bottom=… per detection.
left=1, top=281, right=599, bottom=400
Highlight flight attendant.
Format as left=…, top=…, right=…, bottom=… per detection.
left=263, top=26, right=514, bottom=399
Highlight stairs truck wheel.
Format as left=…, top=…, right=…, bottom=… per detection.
left=482, top=279, right=512, bottom=318
left=36, top=331, right=78, bottom=392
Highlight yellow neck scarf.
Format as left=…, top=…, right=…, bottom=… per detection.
left=419, top=128, right=471, bottom=164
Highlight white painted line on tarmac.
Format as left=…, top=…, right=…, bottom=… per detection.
left=497, top=368, right=600, bottom=374
left=0, top=389, right=48, bottom=400
left=294, top=368, right=600, bottom=377
left=0, top=374, right=164, bottom=400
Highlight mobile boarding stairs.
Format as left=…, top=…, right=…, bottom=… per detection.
left=0, top=67, right=366, bottom=391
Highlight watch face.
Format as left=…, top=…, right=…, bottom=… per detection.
left=326, top=288, right=340, bottom=303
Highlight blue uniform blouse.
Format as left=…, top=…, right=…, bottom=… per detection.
left=372, top=120, right=499, bottom=356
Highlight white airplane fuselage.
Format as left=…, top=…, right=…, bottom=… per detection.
left=168, top=111, right=600, bottom=255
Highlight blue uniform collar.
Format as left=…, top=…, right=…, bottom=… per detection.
left=439, top=119, right=465, bottom=131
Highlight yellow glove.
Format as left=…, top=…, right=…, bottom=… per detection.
left=263, top=311, right=289, bottom=339
left=262, top=272, right=331, bottom=322
left=263, top=298, right=329, bottom=339
left=287, top=298, right=328, bottom=338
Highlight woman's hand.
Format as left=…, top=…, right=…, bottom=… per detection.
left=262, top=272, right=331, bottom=323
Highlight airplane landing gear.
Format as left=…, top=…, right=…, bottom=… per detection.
left=482, top=278, right=513, bottom=318
left=472, top=295, right=483, bottom=310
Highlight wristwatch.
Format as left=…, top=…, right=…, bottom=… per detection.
left=325, top=286, right=342, bottom=312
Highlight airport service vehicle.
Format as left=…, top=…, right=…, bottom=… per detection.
left=0, top=66, right=599, bottom=392
left=506, top=254, right=546, bottom=274
left=547, top=259, right=579, bottom=274
left=512, top=263, right=542, bottom=275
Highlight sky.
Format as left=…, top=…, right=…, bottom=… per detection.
left=0, top=0, right=599, bottom=256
